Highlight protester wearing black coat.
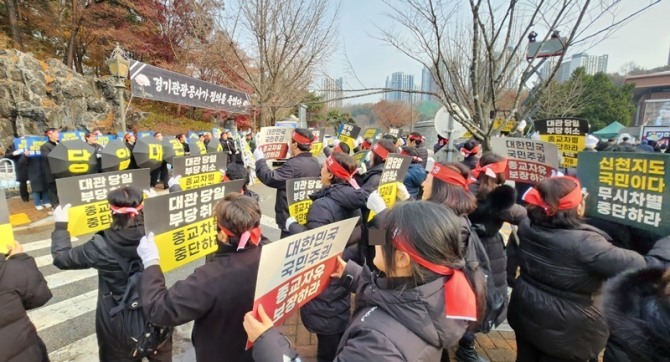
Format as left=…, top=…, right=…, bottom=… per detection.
left=468, top=184, right=526, bottom=324
left=603, top=266, right=670, bottom=362
left=4, top=144, right=30, bottom=201
left=250, top=261, right=468, bottom=362
left=141, top=236, right=269, bottom=362
left=286, top=183, right=368, bottom=361
left=0, top=253, right=52, bottom=362
left=51, top=221, right=172, bottom=361
left=509, top=219, right=670, bottom=361
left=39, top=140, right=59, bottom=205
left=255, top=152, right=320, bottom=237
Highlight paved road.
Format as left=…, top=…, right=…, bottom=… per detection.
left=19, top=183, right=281, bottom=362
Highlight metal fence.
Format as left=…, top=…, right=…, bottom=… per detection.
left=0, top=158, right=19, bottom=191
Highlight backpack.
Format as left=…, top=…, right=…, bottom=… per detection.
left=463, top=222, right=505, bottom=333
left=100, top=247, right=173, bottom=358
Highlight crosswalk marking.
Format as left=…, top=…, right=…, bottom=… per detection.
left=48, top=334, right=98, bottom=362
left=28, top=290, right=98, bottom=331
left=23, top=236, right=79, bottom=252
left=45, top=268, right=97, bottom=289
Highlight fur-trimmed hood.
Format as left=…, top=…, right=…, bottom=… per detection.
left=603, top=267, right=670, bottom=362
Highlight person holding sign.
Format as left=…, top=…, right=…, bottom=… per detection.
left=509, top=177, right=670, bottom=362
left=50, top=187, right=173, bottom=362
left=407, top=132, right=428, bottom=169
left=123, top=133, right=138, bottom=169
left=359, top=139, right=397, bottom=194
left=400, top=147, right=426, bottom=200
left=137, top=193, right=270, bottom=362
left=39, top=128, right=60, bottom=208
left=284, top=152, right=368, bottom=362
left=459, top=140, right=481, bottom=170
left=244, top=202, right=486, bottom=362
left=468, top=153, right=526, bottom=326
left=254, top=128, right=321, bottom=237
left=0, top=241, right=52, bottom=362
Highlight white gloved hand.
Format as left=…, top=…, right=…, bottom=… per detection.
left=137, top=232, right=160, bottom=268
left=366, top=191, right=387, bottom=214
left=96, top=153, right=102, bottom=158
left=396, top=182, right=410, bottom=201
left=12, top=149, right=22, bottom=156
left=143, top=189, right=157, bottom=198
left=168, top=175, right=182, bottom=188
left=285, top=217, right=297, bottom=231
left=425, top=157, right=435, bottom=172
left=235, top=150, right=240, bottom=154
left=53, top=204, right=71, bottom=223
left=357, top=162, right=367, bottom=175
left=253, top=148, right=265, bottom=161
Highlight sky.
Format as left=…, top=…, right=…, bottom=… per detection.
left=324, top=0, right=670, bottom=105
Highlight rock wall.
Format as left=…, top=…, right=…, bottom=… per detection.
left=0, top=49, right=123, bottom=150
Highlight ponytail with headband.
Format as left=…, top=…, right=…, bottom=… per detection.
left=472, top=159, right=508, bottom=179
left=292, top=132, right=313, bottom=145
left=110, top=203, right=144, bottom=217
left=430, top=163, right=471, bottom=190
left=326, top=155, right=360, bottom=189
left=393, top=233, right=477, bottom=321
left=218, top=223, right=262, bottom=251
left=372, top=142, right=390, bottom=160
left=523, top=176, right=583, bottom=216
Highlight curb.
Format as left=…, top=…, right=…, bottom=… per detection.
left=13, top=215, right=56, bottom=235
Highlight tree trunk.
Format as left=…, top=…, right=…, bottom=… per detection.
left=65, top=0, right=80, bottom=70
left=6, top=0, right=22, bottom=49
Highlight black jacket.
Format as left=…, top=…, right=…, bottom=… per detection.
left=39, top=140, right=57, bottom=184
left=141, top=237, right=269, bottom=362
left=287, top=183, right=368, bottom=334
left=4, top=144, right=29, bottom=182
left=28, top=156, right=45, bottom=192
left=508, top=219, right=670, bottom=360
left=251, top=262, right=468, bottom=361
left=461, top=155, right=479, bottom=170
left=125, top=142, right=138, bottom=170
left=0, top=254, right=52, bottom=362
left=50, top=221, right=170, bottom=360
left=468, top=184, right=525, bottom=324
left=359, top=163, right=384, bottom=194
left=416, top=146, right=428, bottom=169
left=255, top=152, right=321, bottom=229
left=604, top=266, right=670, bottom=362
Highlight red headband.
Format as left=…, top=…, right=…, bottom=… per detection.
left=326, top=155, right=360, bottom=189
left=523, top=177, right=583, bottom=216
left=219, top=224, right=262, bottom=251
left=333, top=143, right=344, bottom=153
left=362, top=140, right=371, bottom=149
left=393, top=236, right=477, bottom=321
left=430, top=163, right=470, bottom=190
left=472, top=159, right=508, bottom=178
left=292, top=132, right=313, bottom=145
left=110, top=203, right=143, bottom=216
left=372, top=143, right=389, bottom=160
left=460, top=144, right=481, bottom=156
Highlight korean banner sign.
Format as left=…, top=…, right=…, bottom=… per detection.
left=287, top=177, right=323, bottom=225
left=97, top=134, right=116, bottom=147
left=309, top=128, right=326, bottom=157
left=59, top=131, right=85, bottom=142
left=642, top=126, right=670, bottom=148
left=491, top=137, right=559, bottom=185
left=172, top=153, right=226, bottom=190
left=249, top=217, right=358, bottom=347
left=129, top=60, right=251, bottom=114
left=143, top=179, right=245, bottom=272
left=353, top=150, right=370, bottom=167
left=388, top=128, right=403, bottom=138
left=0, top=190, right=14, bottom=254
left=56, top=169, right=150, bottom=236
left=577, top=152, right=668, bottom=235
left=13, top=136, right=47, bottom=157
left=534, top=118, right=589, bottom=168
left=338, top=124, right=361, bottom=151
left=257, top=127, right=293, bottom=160
left=363, top=127, right=381, bottom=140
left=369, top=154, right=412, bottom=220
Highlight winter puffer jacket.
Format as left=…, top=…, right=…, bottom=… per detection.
left=255, top=152, right=321, bottom=230
left=403, top=163, right=426, bottom=199
left=251, top=262, right=469, bottom=362
left=51, top=221, right=172, bottom=361
left=509, top=219, right=670, bottom=360
left=468, top=184, right=526, bottom=324
left=288, top=183, right=368, bottom=334
left=603, top=266, right=670, bottom=362
left=0, top=254, right=52, bottom=362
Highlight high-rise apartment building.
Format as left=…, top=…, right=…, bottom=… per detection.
left=385, top=72, right=418, bottom=103
left=320, top=77, right=343, bottom=108
left=540, top=53, right=608, bottom=82
left=420, top=67, right=439, bottom=102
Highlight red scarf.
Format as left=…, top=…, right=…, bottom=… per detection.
left=219, top=224, right=262, bottom=251
left=471, top=159, right=508, bottom=178
left=430, top=163, right=470, bottom=190
left=523, top=176, right=582, bottom=216
left=393, top=237, right=477, bottom=321
left=326, top=155, right=360, bottom=189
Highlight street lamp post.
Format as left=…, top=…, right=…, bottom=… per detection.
left=106, top=43, right=129, bottom=133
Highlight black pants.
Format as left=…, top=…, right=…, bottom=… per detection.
left=280, top=229, right=291, bottom=239
left=150, top=162, right=169, bottom=187
left=46, top=181, right=58, bottom=206
left=516, top=336, right=597, bottom=362
left=19, top=180, right=29, bottom=201
left=316, top=332, right=343, bottom=362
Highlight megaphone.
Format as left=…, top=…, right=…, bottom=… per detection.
left=434, top=105, right=468, bottom=140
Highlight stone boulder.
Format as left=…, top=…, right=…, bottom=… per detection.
left=0, top=49, right=129, bottom=150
